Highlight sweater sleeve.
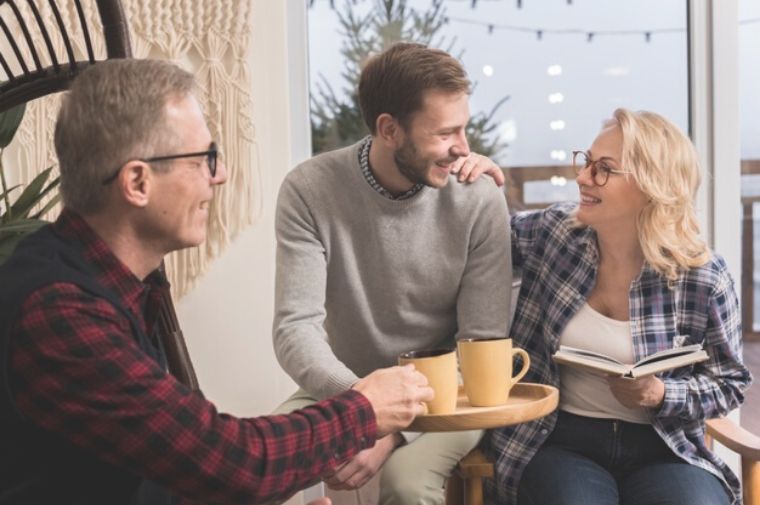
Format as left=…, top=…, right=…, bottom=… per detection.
left=273, top=173, right=360, bottom=399
left=454, top=185, right=512, bottom=341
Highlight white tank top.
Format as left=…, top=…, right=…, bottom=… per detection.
left=558, top=303, right=650, bottom=424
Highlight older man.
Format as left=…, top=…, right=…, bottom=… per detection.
left=0, top=59, right=431, bottom=505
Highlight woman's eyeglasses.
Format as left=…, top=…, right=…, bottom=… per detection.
left=571, top=150, right=631, bottom=187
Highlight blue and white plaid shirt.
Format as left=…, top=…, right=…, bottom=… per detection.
left=484, top=203, right=752, bottom=505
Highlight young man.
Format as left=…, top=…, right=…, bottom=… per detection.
left=0, top=59, right=432, bottom=505
left=273, top=42, right=512, bottom=504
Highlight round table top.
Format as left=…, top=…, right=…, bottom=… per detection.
left=406, top=383, right=559, bottom=432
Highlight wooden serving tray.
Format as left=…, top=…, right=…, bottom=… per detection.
left=407, top=383, right=558, bottom=432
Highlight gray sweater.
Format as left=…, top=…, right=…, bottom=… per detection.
left=273, top=141, right=512, bottom=400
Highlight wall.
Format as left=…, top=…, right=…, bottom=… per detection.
left=176, top=0, right=300, bottom=417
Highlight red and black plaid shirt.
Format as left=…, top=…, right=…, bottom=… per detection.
left=8, top=210, right=377, bottom=504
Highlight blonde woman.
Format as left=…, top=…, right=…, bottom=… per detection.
left=483, top=109, right=752, bottom=504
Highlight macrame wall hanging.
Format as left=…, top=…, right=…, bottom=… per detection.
left=9, top=0, right=260, bottom=299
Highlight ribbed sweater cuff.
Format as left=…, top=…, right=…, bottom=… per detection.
left=319, top=370, right=360, bottom=399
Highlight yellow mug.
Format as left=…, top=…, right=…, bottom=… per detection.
left=458, top=337, right=530, bottom=407
left=398, top=348, right=458, bottom=415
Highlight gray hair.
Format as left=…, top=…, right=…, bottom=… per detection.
left=54, top=58, right=196, bottom=213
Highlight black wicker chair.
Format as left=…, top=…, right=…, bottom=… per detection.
left=0, top=0, right=131, bottom=113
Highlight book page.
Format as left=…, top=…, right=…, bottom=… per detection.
left=553, top=342, right=707, bottom=378
left=628, top=345, right=708, bottom=378
left=556, top=346, right=625, bottom=366
left=633, top=343, right=703, bottom=367
left=553, top=346, right=629, bottom=376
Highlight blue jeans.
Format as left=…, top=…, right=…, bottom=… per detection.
left=517, top=410, right=730, bottom=505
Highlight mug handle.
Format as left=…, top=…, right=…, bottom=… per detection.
left=510, top=348, right=531, bottom=387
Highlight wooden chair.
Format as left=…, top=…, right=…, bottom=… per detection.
left=445, top=448, right=493, bottom=505
left=706, top=417, right=760, bottom=505
left=446, top=419, right=760, bottom=505
left=0, top=0, right=199, bottom=391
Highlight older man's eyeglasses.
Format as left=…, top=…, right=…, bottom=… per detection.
left=571, top=150, right=631, bottom=187
left=101, top=142, right=219, bottom=185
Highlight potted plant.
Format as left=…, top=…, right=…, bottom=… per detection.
left=0, top=104, right=61, bottom=264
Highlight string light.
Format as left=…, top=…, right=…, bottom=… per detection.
left=307, top=1, right=760, bottom=43
left=311, top=0, right=760, bottom=29
left=446, top=16, right=686, bottom=43
left=550, top=175, right=568, bottom=186
left=550, top=150, right=567, bottom=162
left=546, top=64, right=562, bottom=76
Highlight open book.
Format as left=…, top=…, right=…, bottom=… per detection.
left=552, top=342, right=708, bottom=378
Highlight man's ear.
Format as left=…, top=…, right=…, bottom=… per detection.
left=375, top=113, right=402, bottom=148
left=118, top=161, right=153, bottom=208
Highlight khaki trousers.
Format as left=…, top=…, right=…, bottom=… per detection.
left=274, top=389, right=482, bottom=505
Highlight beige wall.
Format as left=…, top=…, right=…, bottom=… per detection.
left=176, top=0, right=299, bottom=417
left=177, top=5, right=360, bottom=502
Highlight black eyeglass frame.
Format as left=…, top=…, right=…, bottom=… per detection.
left=571, top=150, right=631, bottom=187
left=101, top=142, right=219, bottom=185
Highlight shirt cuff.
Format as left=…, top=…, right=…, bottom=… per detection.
left=322, top=389, right=378, bottom=466
left=655, top=377, right=689, bottom=418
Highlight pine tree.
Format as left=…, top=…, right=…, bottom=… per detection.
left=309, top=0, right=509, bottom=161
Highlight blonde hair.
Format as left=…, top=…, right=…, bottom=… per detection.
left=609, top=108, right=710, bottom=280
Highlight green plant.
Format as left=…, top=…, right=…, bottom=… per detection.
left=309, top=0, right=510, bottom=161
left=0, top=103, right=61, bottom=264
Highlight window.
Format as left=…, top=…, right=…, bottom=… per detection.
left=307, top=0, right=688, bottom=210
left=739, top=0, right=760, bottom=338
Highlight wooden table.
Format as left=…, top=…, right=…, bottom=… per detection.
left=407, top=383, right=558, bottom=505
left=407, top=383, right=558, bottom=432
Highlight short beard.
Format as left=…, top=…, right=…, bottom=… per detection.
left=393, top=137, right=429, bottom=187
